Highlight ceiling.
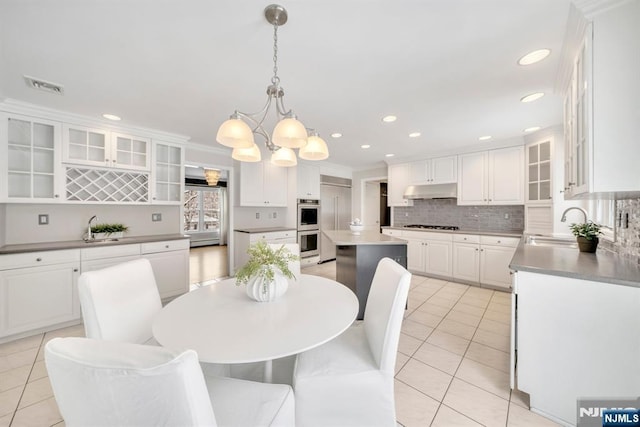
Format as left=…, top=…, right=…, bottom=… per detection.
left=0, top=0, right=572, bottom=170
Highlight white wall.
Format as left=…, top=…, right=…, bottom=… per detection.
left=352, top=167, right=387, bottom=223
left=3, top=203, right=180, bottom=245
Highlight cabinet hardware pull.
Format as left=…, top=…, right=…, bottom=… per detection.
left=165, top=245, right=169, bottom=248
left=36, top=257, right=42, bottom=261
left=73, top=268, right=79, bottom=272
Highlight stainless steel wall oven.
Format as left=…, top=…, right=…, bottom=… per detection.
left=297, top=199, right=320, bottom=258
left=297, top=229, right=320, bottom=258
left=297, top=199, right=320, bottom=231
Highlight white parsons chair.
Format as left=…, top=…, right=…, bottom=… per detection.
left=292, top=257, right=412, bottom=427
left=78, top=258, right=229, bottom=376
left=78, top=258, right=162, bottom=344
left=45, top=337, right=295, bottom=427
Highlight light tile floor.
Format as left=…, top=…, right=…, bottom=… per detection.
left=0, top=261, right=560, bottom=426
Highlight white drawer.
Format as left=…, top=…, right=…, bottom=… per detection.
left=403, top=230, right=453, bottom=241
left=480, top=235, right=520, bottom=247
left=141, top=239, right=190, bottom=254
left=249, top=230, right=297, bottom=243
left=0, top=249, right=80, bottom=270
left=81, top=244, right=141, bottom=261
left=382, top=229, right=402, bottom=237
left=453, top=234, right=480, bottom=244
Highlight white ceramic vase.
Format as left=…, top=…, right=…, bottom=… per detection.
left=245, top=268, right=289, bottom=302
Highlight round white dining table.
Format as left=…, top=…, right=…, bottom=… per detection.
left=152, top=274, right=358, bottom=382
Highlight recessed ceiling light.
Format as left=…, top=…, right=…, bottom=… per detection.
left=102, top=114, right=121, bottom=121
left=478, top=135, right=492, bottom=141
left=524, top=126, right=541, bottom=133
left=518, top=49, right=551, bottom=66
left=385, top=153, right=395, bottom=157
left=361, top=144, right=371, bottom=149
left=24, top=75, right=64, bottom=95
left=382, top=115, right=397, bottom=123
left=409, top=132, right=421, bottom=138
left=520, top=92, right=545, bottom=103
left=330, top=132, right=342, bottom=138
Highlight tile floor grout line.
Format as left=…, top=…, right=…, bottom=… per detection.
left=9, top=332, right=46, bottom=426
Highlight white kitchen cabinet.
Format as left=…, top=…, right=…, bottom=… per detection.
left=452, top=234, right=480, bottom=283
left=240, top=160, right=288, bottom=207
left=0, top=250, right=81, bottom=341
left=564, top=2, right=640, bottom=198
left=81, top=244, right=141, bottom=272
left=478, top=236, right=519, bottom=290
left=514, top=270, right=640, bottom=425
left=526, top=140, right=552, bottom=204
left=233, top=229, right=297, bottom=273
left=81, top=240, right=189, bottom=300
left=387, top=163, right=413, bottom=207
left=404, top=231, right=452, bottom=278
left=151, top=141, right=183, bottom=204
left=409, top=156, right=457, bottom=185
left=405, top=237, right=425, bottom=272
left=141, top=239, right=189, bottom=299
left=457, top=146, right=524, bottom=206
left=0, top=113, right=64, bottom=202
left=63, top=124, right=150, bottom=171
left=297, top=163, right=320, bottom=199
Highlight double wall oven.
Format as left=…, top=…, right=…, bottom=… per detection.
left=297, top=199, right=320, bottom=259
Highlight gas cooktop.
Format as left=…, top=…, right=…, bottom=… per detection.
left=403, top=224, right=460, bottom=230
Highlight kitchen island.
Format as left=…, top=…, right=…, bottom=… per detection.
left=323, top=230, right=407, bottom=319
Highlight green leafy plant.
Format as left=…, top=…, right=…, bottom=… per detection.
left=569, top=221, right=602, bottom=241
left=235, top=240, right=299, bottom=285
left=90, top=223, right=129, bottom=234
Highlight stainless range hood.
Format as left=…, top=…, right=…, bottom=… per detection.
left=403, top=183, right=457, bottom=200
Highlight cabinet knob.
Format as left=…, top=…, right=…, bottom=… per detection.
left=484, top=199, right=487, bottom=201
left=165, top=245, right=169, bottom=248
left=73, top=268, right=79, bottom=272
left=489, top=199, right=492, bottom=201
left=497, top=240, right=501, bottom=243
left=475, top=248, right=478, bottom=251
left=36, top=257, right=42, bottom=262
left=480, top=249, right=484, bottom=252
left=54, top=194, right=59, bottom=198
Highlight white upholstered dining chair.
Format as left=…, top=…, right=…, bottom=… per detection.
left=78, top=258, right=229, bottom=376
left=78, top=258, right=161, bottom=344
left=292, top=257, right=412, bottom=427
left=45, top=337, right=295, bottom=427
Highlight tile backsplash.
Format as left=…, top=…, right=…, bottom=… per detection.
left=613, top=198, right=640, bottom=262
left=393, top=199, right=524, bottom=232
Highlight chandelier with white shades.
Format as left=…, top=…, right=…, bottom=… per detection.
left=215, top=4, right=329, bottom=167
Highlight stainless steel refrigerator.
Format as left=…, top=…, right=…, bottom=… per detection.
left=320, top=176, right=352, bottom=262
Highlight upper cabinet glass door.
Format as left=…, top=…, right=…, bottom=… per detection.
left=4, top=114, right=61, bottom=201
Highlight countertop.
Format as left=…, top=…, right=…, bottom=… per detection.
left=323, top=230, right=408, bottom=246
left=234, top=227, right=297, bottom=234
left=510, top=237, right=640, bottom=288
left=0, top=234, right=190, bottom=255
left=382, top=226, right=523, bottom=238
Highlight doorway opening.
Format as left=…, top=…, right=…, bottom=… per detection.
left=184, top=166, right=231, bottom=285
left=361, top=178, right=390, bottom=233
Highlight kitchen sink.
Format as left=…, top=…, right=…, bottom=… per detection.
left=524, top=235, right=578, bottom=248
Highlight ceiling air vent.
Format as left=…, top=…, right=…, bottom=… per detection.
left=24, top=76, right=64, bottom=95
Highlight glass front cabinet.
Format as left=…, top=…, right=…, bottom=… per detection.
left=0, top=113, right=63, bottom=202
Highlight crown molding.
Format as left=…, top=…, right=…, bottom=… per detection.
left=572, top=0, right=634, bottom=18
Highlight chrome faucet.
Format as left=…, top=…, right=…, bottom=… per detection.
left=560, top=207, right=588, bottom=223
left=86, top=215, right=98, bottom=241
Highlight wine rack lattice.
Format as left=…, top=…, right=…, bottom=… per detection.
left=66, top=167, right=149, bottom=202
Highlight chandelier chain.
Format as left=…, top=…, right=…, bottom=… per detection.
left=271, top=24, right=280, bottom=86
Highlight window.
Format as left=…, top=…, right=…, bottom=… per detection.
left=184, top=186, right=222, bottom=239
